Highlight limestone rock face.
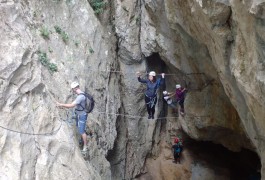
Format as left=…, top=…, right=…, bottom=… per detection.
left=1, top=0, right=265, bottom=179
left=110, top=0, right=265, bottom=179
left=0, top=0, right=119, bottom=179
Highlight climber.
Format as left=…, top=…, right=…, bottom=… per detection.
left=163, top=91, right=178, bottom=116
left=56, top=82, right=88, bottom=152
left=172, top=137, right=183, bottom=164
left=175, top=84, right=187, bottom=116
left=163, top=91, right=177, bottom=108
left=136, top=71, right=165, bottom=119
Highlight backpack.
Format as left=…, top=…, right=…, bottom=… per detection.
left=80, top=92, right=95, bottom=113
left=174, top=143, right=182, bottom=153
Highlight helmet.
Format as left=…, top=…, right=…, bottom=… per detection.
left=71, top=82, right=79, bottom=89
left=163, top=91, right=168, bottom=95
left=174, top=138, right=179, bottom=143
left=176, top=84, right=181, bottom=89
left=149, top=71, right=156, bottom=76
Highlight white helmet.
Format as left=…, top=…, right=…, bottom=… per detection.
left=149, top=71, right=156, bottom=76
left=163, top=91, right=168, bottom=95
left=71, top=82, right=79, bottom=89
left=176, top=84, right=181, bottom=89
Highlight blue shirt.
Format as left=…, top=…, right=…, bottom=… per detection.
left=138, top=77, right=164, bottom=97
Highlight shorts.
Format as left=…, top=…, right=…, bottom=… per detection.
left=76, top=113, right=88, bottom=134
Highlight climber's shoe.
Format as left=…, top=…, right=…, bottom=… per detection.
left=81, top=145, right=88, bottom=153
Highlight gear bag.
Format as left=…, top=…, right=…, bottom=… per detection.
left=79, top=93, right=95, bottom=113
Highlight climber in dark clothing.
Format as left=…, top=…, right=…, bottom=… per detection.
left=175, top=84, right=187, bottom=116
left=172, top=137, right=183, bottom=164
left=137, top=71, right=165, bottom=119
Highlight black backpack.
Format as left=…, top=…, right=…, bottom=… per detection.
left=79, top=92, right=95, bottom=113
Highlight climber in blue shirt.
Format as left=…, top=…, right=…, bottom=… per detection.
left=136, top=71, right=165, bottom=119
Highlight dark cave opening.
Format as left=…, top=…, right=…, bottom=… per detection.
left=145, top=53, right=167, bottom=77
left=182, top=134, right=261, bottom=180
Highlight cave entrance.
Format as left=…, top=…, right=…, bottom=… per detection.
left=184, top=137, right=261, bottom=179
left=145, top=53, right=166, bottom=76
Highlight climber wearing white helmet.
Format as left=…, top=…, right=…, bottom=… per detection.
left=175, top=84, right=187, bottom=116
left=163, top=91, right=177, bottom=108
left=56, top=82, right=89, bottom=152
left=136, top=71, right=165, bottom=119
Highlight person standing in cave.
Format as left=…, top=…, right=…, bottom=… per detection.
left=172, top=137, right=183, bottom=164
left=175, top=84, right=187, bottom=116
left=56, top=82, right=89, bottom=153
left=136, top=71, right=165, bottom=119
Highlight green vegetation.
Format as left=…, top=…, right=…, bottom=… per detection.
left=54, top=25, right=69, bottom=43
left=122, top=6, right=129, bottom=12
left=90, top=0, right=107, bottom=14
left=33, top=11, right=37, bottom=18
left=40, top=27, right=50, bottom=39
left=48, top=63, right=58, bottom=72
left=38, top=51, right=49, bottom=66
left=48, top=47, right=53, bottom=53
left=89, top=48, right=94, bottom=54
left=74, top=40, right=80, bottom=47
left=61, top=31, right=69, bottom=43
left=38, top=51, right=58, bottom=73
left=54, top=25, right=62, bottom=34
left=136, top=16, right=141, bottom=24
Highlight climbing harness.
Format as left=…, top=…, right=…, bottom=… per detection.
left=146, top=95, right=157, bottom=109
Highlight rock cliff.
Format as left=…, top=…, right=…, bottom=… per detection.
left=0, top=0, right=264, bottom=179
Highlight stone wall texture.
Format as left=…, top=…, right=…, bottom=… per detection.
left=0, top=0, right=264, bottom=179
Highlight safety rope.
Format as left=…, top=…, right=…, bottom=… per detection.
left=0, top=109, right=209, bottom=135
left=87, top=67, right=206, bottom=77
left=89, top=67, right=215, bottom=92
left=0, top=117, right=63, bottom=136
left=92, top=110, right=210, bottom=119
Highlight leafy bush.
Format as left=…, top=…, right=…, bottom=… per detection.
left=38, top=51, right=49, bottom=66
left=48, top=63, right=58, bottom=72
left=90, top=0, right=107, bottom=14
left=48, top=47, right=53, bottom=53
left=61, top=31, right=69, bottom=43
left=40, top=27, right=50, bottom=39
left=89, top=48, right=94, bottom=54
left=38, top=51, right=58, bottom=73
left=54, top=25, right=69, bottom=43
left=54, top=25, right=62, bottom=34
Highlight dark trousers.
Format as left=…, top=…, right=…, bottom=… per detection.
left=174, top=152, right=180, bottom=160
left=145, top=95, right=157, bottom=116
left=177, top=98, right=184, bottom=113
